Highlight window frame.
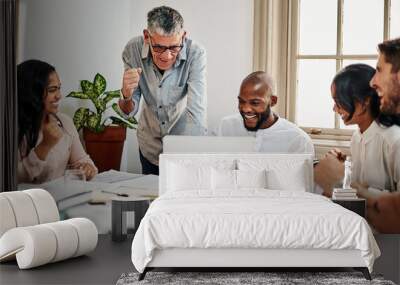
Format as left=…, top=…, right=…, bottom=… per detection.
left=287, top=0, right=392, bottom=137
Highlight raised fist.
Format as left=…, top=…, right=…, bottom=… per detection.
left=121, top=68, right=142, bottom=99
left=42, top=114, right=63, bottom=148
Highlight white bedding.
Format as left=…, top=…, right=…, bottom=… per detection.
left=131, top=190, right=380, bottom=273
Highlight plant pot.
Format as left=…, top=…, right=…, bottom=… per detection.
left=83, top=126, right=127, bottom=172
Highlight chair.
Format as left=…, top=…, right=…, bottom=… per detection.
left=0, top=189, right=98, bottom=269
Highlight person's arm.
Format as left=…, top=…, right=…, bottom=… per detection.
left=18, top=147, right=47, bottom=183
left=118, top=42, right=142, bottom=117
left=118, top=68, right=142, bottom=116
left=313, top=152, right=344, bottom=197
left=351, top=182, right=388, bottom=199
left=18, top=115, right=63, bottom=183
left=171, top=46, right=207, bottom=135
left=367, top=192, right=400, bottom=233
left=35, top=114, right=63, bottom=160
left=65, top=116, right=98, bottom=180
left=328, top=148, right=347, bottom=162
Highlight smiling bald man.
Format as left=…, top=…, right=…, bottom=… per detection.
left=216, top=71, right=314, bottom=154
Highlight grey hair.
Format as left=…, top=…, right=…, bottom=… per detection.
left=147, top=6, right=184, bottom=36
left=241, top=71, right=276, bottom=97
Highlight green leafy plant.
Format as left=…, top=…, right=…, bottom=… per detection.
left=67, top=73, right=137, bottom=133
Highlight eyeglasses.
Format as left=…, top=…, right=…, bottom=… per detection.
left=148, top=36, right=184, bottom=55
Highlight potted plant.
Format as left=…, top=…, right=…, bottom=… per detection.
left=67, top=73, right=137, bottom=172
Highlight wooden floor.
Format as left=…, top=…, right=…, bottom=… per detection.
left=0, top=235, right=133, bottom=285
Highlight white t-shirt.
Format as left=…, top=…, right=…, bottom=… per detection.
left=351, top=120, right=400, bottom=192
left=216, top=113, right=314, bottom=154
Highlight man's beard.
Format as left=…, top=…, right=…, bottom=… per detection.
left=242, top=106, right=271, bottom=131
left=381, top=77, right=400, bottom=115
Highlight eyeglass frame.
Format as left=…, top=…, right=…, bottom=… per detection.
left=148, top=34, right=184, bottom=55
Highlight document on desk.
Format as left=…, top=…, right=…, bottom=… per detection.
left=18, top=173, right=158, bottom=203
left=92, top=170, right=143, bottom=184
left=57, top=179, right=117, bottom=198
left=115, top=174, right=159, bottom=197
left=19, top=178, right=116, bottom=201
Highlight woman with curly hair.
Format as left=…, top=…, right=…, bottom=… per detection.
left=17, top=59, right=97, bottom=183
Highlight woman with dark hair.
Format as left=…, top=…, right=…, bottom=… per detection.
left=17, top=59, right=97, bottom=183
left=315, top=63, right=400, bottom=197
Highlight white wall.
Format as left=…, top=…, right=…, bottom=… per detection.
left=19, top=0, right=253, bottom=173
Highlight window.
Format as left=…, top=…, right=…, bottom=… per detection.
left=292, top=0, right=399, bottom=136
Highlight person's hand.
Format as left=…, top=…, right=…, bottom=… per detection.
left=328, top=148, right=346, bottom=162
left=34, top=115, right=63, bottom=161
left=350, top=181, right=387, bottom=200
left=41, top=114, right=63, bottom=149
left=314, top=152, right=344, bottom=197
left=367, top=193, right=400, bottom=233
left=350, top=181, right=369, bottom=198
left=77, top=162, right=97, bottom=181
left=121, top=68, right=142, bottom=100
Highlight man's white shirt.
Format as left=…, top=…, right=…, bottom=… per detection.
left=216, top=113, right=314, bottom=154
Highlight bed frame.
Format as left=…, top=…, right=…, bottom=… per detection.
left=139, top=249, right=371, bottom=280
left=137, top=153, right=372, bottom=281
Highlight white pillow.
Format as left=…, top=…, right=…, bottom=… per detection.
left=237, top=158, right=309, bottom=191
left=266, top=165, right=307, bottom=191
left=211, top=169, right=268, bottom=190
left=167, top=163, right=212, bottom=191
left=211, top=168, right=237, bottom=190
left=236, top=169, right=267, bottom=189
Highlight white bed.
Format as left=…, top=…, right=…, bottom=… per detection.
left=131, top=153, right=380, bottom=280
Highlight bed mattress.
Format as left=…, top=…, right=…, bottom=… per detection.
left=131, top=190, right=380, bottom=273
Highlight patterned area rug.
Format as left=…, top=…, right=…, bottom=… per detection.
left=116, top=271, right=395, bottom=285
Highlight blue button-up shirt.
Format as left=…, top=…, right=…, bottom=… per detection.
left=122, top=36, right=207, bottom=165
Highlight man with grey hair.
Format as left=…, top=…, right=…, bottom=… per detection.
left=119, top=6, right=207, bottom=175
left=217, top=71, right=314, bottom=154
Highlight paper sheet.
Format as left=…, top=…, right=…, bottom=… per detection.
left=18, top=172, right=159, bottom=201
left=92, top=170, right=143, bottom=183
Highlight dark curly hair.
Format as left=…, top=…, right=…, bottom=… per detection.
left=332, top=63, right=400, bottom=127
left=17, top=59, right=56, bottom=156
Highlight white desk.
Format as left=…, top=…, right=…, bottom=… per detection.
left=66, top=174, right=158, bottom=234
left=18, top=172, right=159, bottom=234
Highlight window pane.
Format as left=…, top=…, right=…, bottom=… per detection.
left=343, top=0, right=383, bottom=54
left=391, top=0, right=400, bottom=38
left=296, top=59, right=336, bottom=128
left=299, top=0, right=337, bottom=55
left=338, top=60, right=378, bottom=130
left=342, top=59, right=377, bottom=69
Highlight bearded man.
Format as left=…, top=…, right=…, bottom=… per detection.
left=216, top=71, right=314, bottom=154
left=367, top=37, right=400, bottom=233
